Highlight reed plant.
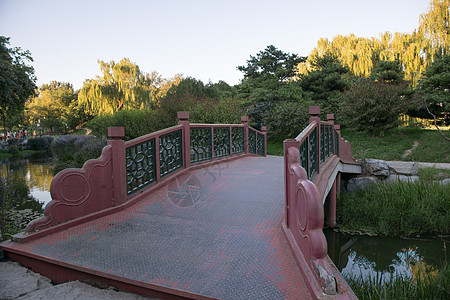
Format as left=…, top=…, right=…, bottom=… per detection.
left=337, top=180, right=450, bottom=236
left=345, top=261, right=449, bottom=299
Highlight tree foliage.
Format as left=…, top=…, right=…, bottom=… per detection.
left=237, top=45, right=310, bottom=129
left=0, top=36, right=36, bottom=134
left=26, top=81, right=81, bottom=133
left=339, top=79, right=408, bottom=136
left=299, top=52, right=350, bottom=108
left=414, top=53, right=450, bottom=124
left=298, top=0, right=449, bottom=86
left=78, top=58, right=182, bottom=115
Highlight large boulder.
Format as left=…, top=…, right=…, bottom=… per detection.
left=386, top=161, right=419, bottom=176
left=362, top=159, right=390, bottom=178
left=347, top=176, right=378, bottom=193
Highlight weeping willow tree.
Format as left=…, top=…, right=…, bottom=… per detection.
left=298, top=0, right=449, bottom=86
left=79, top=58, right=182, bottom=115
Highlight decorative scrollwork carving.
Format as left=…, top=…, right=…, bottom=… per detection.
left=213, top=127, right=230, bottom=158
left=160, top=130, right=183, bottom=178
left=231, top=127, right=244, bottom=154
left=249, top=129, right=256, bottom=154
left=126, top=139, right=156, bottom=195
left=256, top=133, right=265, bottom=156
left=190, top=127, right=212, bottom=163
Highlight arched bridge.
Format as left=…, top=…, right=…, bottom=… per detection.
left=1, top=107, right=361, bottom=300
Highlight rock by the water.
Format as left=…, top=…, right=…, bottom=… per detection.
left=347, top=176, right=378, bottom=193
left=362, top=159, right=390, bottom=178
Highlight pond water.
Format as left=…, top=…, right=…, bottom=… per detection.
left=1, top=154, right=53, bottom=207
left=1, top=157, right=447, bottom=282
left=324, top=228, right=449, bottom=282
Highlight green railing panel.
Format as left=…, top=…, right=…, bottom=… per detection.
left=335, top=128, right=339, bottom=156
left=320, top=124, right=325, bottom=164
left=231, top=127, right=245, bottom=154
left=309, top=126, right=318, bottom=180
left=190, top=127, right=212, bottom=163
left=249, top=129, right=256, bottom=154
left=160, top=130, right=183, bottom=178
left=256, top=133, right=265, bottom=156
left=300, top=139, right=308, bottom=175
left=126, top=139, right=156, bottom=195
left=325, top=125, right=330, bottom=159
left=214, top=127, right=231, bottom=158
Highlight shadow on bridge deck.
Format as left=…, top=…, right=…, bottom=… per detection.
left=2, top=156, right=313, bottom=300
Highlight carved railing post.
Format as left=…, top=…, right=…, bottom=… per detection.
left=284, top=139, right=300, bottom=228
left=309, top=106, right=321, bottom=175
left=241, top=116, right=249, bottom=154
left=261, top=126, right=267, bottom=157
left=108, top=127, right=127, bottom=206
left=326, top=114, right=334, bottom=125
left=178, top=111, right=191, bottom=169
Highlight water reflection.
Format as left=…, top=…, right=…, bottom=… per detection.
left=0, top=156, right=53, bottom=206
left=324, top=229, right=449, bottom=282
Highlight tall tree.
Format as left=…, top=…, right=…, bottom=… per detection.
left=0, top=36, right=36, bottom=135
left=78, top=58, right=181, bottom=115
left=27, top=81, right=79, bottom=133
left=299, top=53, right=351, bottom=115
left=298, top=0, right=449, bottom=86
left=419, top=0, right=450, bottom=55
left=237, top=45, right=309, bottom=127
left=413, top=53, right=450, bottom=128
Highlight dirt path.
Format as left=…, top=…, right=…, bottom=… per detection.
left=402, top=140, right=419, bottom=158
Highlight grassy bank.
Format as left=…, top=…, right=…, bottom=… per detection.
left=337, top=180, right=450, bottom=236
left=341, top=128, right=450, bottom=163
left=345, top=262, right=450, bottom=300
left=267, top=128, right=450, bottom=163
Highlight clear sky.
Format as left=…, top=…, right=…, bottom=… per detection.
left=1, top=0, right=431, bottom=90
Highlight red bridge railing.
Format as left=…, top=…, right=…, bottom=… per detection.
left=283, top=106, right=359, bottom=298
left=18, top=112, right=266, bottom=241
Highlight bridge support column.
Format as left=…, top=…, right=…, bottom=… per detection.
left=326, top=178, right=337, bottom=228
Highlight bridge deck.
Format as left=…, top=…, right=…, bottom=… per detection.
left=2, top=156, right=312, bottom=299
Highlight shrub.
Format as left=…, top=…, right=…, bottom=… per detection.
left=87, top=93, right=245, bottom=141
left=51, top=135, right=107, bottom=173
left=26, top=136, right=54, bottom=151
left=261, top=101, right=310, bottom=138
left=338, top=78, right=408, bottom=136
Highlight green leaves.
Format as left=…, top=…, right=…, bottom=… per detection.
left=0, top=36, right=36, bottom=133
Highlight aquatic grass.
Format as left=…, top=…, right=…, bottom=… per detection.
left=337, top=181, right=450, bottom=236
left=345, top=261, right=450, bottom=300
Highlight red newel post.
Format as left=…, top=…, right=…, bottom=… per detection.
left=327, top=114, right=334, bottom=124
left=261, top=126, right=267, bottom=157
left=178, top=111, right=191, bottom=169
left=284, top=139, right=301, bottom=228
left=241, top=116, right=249, bottom=154
left=108, top=127, right=127, bottom=206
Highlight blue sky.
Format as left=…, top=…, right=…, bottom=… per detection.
left=1, top=0, right=430, bottom=90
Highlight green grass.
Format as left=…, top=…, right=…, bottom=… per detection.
left=418, top=167, right=450, bottom=182
left=345, top=262, right=450, bottom=300
left=267, top=136, right=285, bottom=156
left=267, top=128, right=450, bottom=162
left=337, top=180, right=450, bottom=236
left=341, top=128, right=450, bottom=163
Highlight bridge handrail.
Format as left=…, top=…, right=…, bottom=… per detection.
left=19, top=112, right=266, bottom=240
left=282, top=106, right=358, bottom=298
